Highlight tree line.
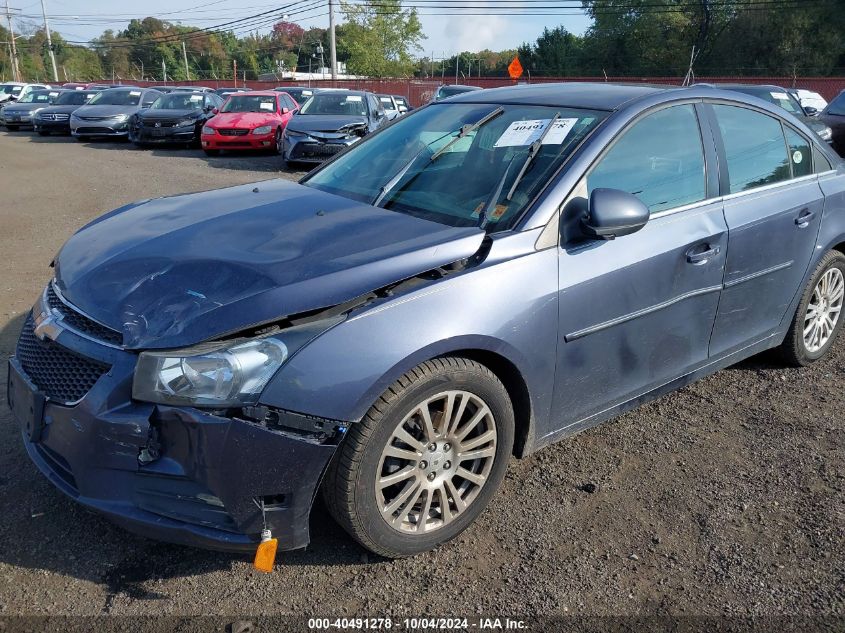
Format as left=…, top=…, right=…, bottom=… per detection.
left=1, top=0, right=843, bottom=83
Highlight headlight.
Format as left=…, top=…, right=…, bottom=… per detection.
left=132, top=318, right=341, bottom=406
left=176, top=118, right=195, bottom=128
left=113, top=113, right=129, bottom=122
left=253, top=125, right=272, bottom=135
left=202, top=125, right=215, bottom=135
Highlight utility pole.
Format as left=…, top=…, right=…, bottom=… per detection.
left=328, top=0, right=337, bottom=80
left=4, top=0, right=20, bottom=81
left=455, top=54, right=459, bottom=84
left=182, top=41, right=190, bottom=81
left=39, top=0, right=58, bottom=82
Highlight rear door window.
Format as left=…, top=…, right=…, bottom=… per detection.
left=784, top=127, right=812, bottom=178
left=587, top=104, right=706, bottom=213
left=712, top=105, right=790, bottom=193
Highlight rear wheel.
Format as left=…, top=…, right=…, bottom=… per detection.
left=781, top=250, right=845, bottom=366
left=323, top=357, right=514, bottom=558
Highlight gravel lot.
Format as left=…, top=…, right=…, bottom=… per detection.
left=0, top=131, right=843, bottom=627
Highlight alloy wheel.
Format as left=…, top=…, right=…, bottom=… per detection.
left=376, top=390, right=497, bottom=534
left=804, top=267, right=844, bottom=353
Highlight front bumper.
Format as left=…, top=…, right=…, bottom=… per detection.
left=34, top=119, right=71, bottom=134
left=7, top=310, right=342, bottom=552
left=201, top=131, right=275, bottom=151
left=134, top=125, right=198, bottom=144
left=3, top=112, right=34, bottom=127
left=284, top=135, right=357, bottom=163
left=71, top=118, right=130, bottom=137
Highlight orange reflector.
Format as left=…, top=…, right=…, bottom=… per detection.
left=254, top=537, right=278, bottom=573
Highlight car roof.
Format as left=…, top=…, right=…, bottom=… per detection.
left=446, top=82, right=669, bottom=110
left=229, top=90, right=278, bottom=97
left=702, top=83, right=788, bottom=92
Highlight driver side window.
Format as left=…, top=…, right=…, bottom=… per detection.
left=587, top=104, right=706, bottom=213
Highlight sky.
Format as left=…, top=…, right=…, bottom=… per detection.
left=11, top=0, right=593, bottom=59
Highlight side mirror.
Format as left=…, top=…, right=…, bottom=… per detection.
left=803, top=106, right=818, bottom=116
left=581, top=188, right=650, bottom=240
left=212, top=107, right=219, bottom=115
left=281, top=107, right=289, bottom=114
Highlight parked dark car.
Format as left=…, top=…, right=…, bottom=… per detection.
left=431, top=84, right=481, bottom=101
left=33, top=90, right=99, bottom=135
left=70, top=87, right=162, bottom=140
left=710, top=84, right=834, bottom=144
left=283, top=90, right=386, bottom=164
left=213, top=87, right=251, bottom=98
left=1, top=89, right=60, bottom=130
left=820, top=90, right=845, bottom=157
left=273, top=86, right=320, bottom=103
left=130, top=91, right=223, bottom=147
left=8, top=83, right=845, bottom=561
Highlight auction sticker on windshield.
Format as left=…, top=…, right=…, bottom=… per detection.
left=494, top=118, right=578, bottom=147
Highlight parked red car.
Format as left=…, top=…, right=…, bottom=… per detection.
left=201, top=91, right=298, bottom=155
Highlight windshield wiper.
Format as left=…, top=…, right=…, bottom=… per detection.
left=372, top=106, right=506, bottom=207
left=505, top=113, right=560, bottom=201
left=429, top=106, right=504, bottom=162
left=477, top=113, right=560, bottom=229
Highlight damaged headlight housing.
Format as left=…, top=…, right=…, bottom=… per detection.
left=132, top=318, right=341, bottom=407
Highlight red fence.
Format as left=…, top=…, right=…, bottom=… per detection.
left=129, top=76, right=845, bottom=107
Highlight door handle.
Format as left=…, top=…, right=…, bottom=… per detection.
left=686, top=244, right=721, bottom=264
left=795, top=208, right=815, bottom=227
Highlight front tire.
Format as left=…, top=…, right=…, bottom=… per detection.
left=323, top=357, right=514, bottom=558
left=273, top=128, right=283, bottom=155
left=781, top=250, right=845, bottom=366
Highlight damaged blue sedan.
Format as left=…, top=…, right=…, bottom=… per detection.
left=7, top=83, right=845, bottom=559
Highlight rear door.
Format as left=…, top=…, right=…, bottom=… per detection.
left=706, top=103, right=824, bottom=356
left=551, top=102, right=728, bottom=430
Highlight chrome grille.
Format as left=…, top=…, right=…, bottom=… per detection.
left=218, top=128, right=249, bottom=136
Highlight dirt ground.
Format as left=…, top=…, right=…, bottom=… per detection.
left=0, top=131, right=842, bottom=628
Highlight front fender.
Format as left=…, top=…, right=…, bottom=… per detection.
left=259, top=245, right=560, bottom=436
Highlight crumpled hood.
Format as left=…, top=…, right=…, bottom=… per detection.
left=208, top=111, right=277, bottom=128
left=54, top=179, right=485, bottom=349
left=288, top=114, right=368, bottom=135
left=73, top=104, right=141, bottom=118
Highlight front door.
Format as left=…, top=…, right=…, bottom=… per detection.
left=549, top=103, right=727, bottom=437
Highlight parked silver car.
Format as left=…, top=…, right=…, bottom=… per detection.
left=1, top=89, right=60, bottom=130
left=69, top=87, right=161, bottom=140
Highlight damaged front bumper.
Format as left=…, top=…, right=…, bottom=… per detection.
left=7, top=314, right=344, bottom=553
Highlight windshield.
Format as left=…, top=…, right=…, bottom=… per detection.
left=437, top=86, right=476, bottom=99
left=18, top=91, right=53, bottom=104
left=151, top=93, right=205, bottom=110
left=828, top=92, right=845, bottom=116
left=221, top=95, right=277, bottom=113
left=300, top=93, right=368, bottom=117
left=304, top=103, right=606, bottom=231
left=1, top=84, right=22, bottom=95
left=739, top=88, right=804, bottom=115
left=55, top=91, right=96, bottom=105
left=88, top=89, right=142, bottom=106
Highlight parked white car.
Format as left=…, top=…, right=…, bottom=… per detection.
left=0, top=82, right=51, bottom=105
left=788, top=88, right=828, bottom=114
